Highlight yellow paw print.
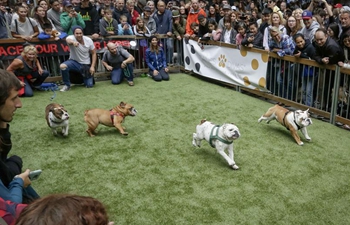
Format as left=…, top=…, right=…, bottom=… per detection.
left=218, top=54, right=227, bottom=68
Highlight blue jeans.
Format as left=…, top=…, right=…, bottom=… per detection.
left=160, top=38, right=173, bottom=64
left=61, top=60, right=94, bottom=87
left=21, top=70, right=50, bottom=97
left=150, top=68, right=169, bottom=82
left=111, top=64, right=134, bottom=84
left=22, top=185, right=40, bottom=203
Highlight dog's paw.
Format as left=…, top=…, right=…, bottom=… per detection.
left=231, top=164, right=239, bottom=170
left=62, top=133, right=68, bottom=137
left=122, top=132, right=128, bottom=136
left=298, top=141, right=304, bottom=146
left=306, top=138, right=311, bottom=142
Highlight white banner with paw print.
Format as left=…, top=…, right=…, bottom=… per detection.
left=183, top=39, right=269, bottom=91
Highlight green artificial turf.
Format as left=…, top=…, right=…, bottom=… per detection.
left=11, top=74, right=350, bottom=225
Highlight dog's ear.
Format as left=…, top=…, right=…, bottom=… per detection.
left=119, top=102, right=126, bottom=108
left=50, top=107, right=57, bottom=112
left=200, top=119, right=206, bottom=124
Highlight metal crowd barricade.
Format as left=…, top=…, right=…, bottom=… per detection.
left=1, top=36, right=349, bottom=127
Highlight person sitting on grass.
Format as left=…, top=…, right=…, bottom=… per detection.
left=0, top=69, right=40, bottom=204
left=102, top=42, right=135, bottom=86
left=6, top=45, right=50, bottom=97
left=145, top=35, right=169, bottom=81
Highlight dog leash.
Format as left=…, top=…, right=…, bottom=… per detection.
left=123, top=65, right=131, bottom=78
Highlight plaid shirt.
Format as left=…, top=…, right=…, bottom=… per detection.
left=268, top=34, right=295, bottom=57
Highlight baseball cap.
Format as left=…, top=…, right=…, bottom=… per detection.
left=302, top=10, right=312, bottom=19
left=63, top=0, right=72, bottom=7
left=143, top=6, right=151, bottom=11
left=334, top=3, right=343, bottom=8
left=231, top=6, right=237, bottom=11
left=222, top=4, right=231, bottom=10
left=172, top=10, right=180, bottom=18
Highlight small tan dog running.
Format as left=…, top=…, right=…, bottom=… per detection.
left=258, top=105, right=312, bottom=145
left=84, top=102, right=137, bottom=137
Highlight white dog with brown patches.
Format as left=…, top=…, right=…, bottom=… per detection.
left=45, top=103, right=70, bottom=136
left=192, top=119, right=241, bottom=170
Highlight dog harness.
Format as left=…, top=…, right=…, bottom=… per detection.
left=110, top=110, right=124, bottom=124
left=282, top=111, right=301, bottom=130
left=209, top=125, right=233, bottom=148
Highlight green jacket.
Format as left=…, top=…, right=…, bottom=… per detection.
left=60, top=12, right=86, bottom=35
left=173, top=17, right=186, bottom=38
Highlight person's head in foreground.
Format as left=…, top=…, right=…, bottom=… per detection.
left=15, top=194, right=111, bottom=225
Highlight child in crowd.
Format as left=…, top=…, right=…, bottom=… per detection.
left=190, top=22, right=199, bottom=38
left=100, top=8, right=118, bottom=36
left=235, top=22, right=246, bottom=47
left=133, top=16, right=151, bottom=64
left=241, top=22, right=263, bottom=49
left=208, top=19, right=221, bottom=41
left=220, top=16, right=237, bottom=44
left=38, top=23, right=67, bottom=40
left=118, top=15, right=133, bottom=35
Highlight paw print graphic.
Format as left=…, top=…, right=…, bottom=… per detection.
left=218, top=54, right=227, bottom=68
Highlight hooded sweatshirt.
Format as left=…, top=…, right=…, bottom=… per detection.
left=75, top=3, right=100, bottom=35
left=300, top=21, right=320, bottom=42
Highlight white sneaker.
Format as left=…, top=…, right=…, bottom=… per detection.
left=60, top=85, right=70, bottom=92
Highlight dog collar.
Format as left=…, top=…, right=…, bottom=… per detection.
left=50, top=118, right=63, bottom=124
left=209, top=125, right=233, bottom=148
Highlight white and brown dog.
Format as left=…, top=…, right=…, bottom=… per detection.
left=192, top=119, right=241, bottom=170
left=45, top=103, right=69, bottom=136
left=84, top=102, right=137, bottom=137
left=258, top=105, right=312, bottom=145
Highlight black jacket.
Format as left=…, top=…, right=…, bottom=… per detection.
left=313, top=37, right=345, bottom=65
left=75, top=3, right=100, bottom=35
left=198, top=20, right=211, bottom=40
left=294, top=39, right=316, bottom=60
left=113, top=7, right=132, bottom=26
left=241, top=32, right=263, bottom=49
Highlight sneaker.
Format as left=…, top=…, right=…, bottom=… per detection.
left=60, top=85, right=70, bottom=92
left=128, top=81, right=134, bottom=86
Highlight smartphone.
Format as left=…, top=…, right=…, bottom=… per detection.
left=29, top=170, right=42, bottom=180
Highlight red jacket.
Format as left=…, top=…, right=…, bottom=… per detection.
left=0, top=197, right=27, bottom=225
left=185, top=8, right=206, bottom=35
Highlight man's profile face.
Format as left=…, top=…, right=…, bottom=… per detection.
left=340, top=12, right=350, bottom=28
left=0, top=88, right=22, bottom=123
